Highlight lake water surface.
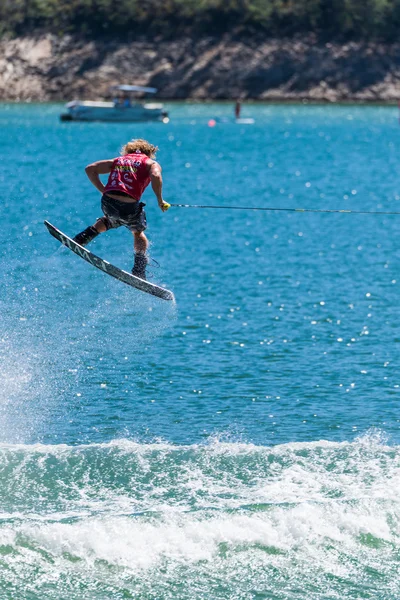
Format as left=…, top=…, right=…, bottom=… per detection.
left=0, top=102, right=399, bottom=599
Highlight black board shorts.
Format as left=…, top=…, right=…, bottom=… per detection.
left=101, top=194, right=147, bottom=232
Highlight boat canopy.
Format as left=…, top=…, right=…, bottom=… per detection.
left=110, top=85, right=158, bottom=94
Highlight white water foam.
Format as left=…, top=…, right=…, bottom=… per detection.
left=0, top=435, right=399, bottom=598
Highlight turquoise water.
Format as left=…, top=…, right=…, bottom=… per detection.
left=1, top=102, right=399, bottom=598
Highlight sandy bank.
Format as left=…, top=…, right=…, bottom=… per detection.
left=1, top=34, right=400, bottom=102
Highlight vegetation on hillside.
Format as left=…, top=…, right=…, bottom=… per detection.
left=1, top=0, right=400, bottom=40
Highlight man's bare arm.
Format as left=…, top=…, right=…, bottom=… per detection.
left=150, top=162, right=169, bottom=212
left=85, top=159, right=114, bottom=194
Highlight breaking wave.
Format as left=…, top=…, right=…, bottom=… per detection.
left=0, top=433, right=399, bottom=599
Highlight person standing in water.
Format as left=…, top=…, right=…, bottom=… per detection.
left=235, top=100, right=241, bottom=119
left=73, top=139, right=170, bottom=280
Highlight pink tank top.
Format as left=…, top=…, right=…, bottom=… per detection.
left=104, top=152, right=151, bottom=200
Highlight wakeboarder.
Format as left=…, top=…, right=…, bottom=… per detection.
left=73, top=138, right=170, bottom=280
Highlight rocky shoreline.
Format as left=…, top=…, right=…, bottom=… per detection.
left=1, top=33, right=400, bottom=103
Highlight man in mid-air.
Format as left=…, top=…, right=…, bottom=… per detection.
left=73, top=138, right=169, bottom=280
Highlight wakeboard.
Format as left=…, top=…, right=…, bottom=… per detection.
left=235, top=117, right=255, bottom=125
left=44, top=221, right=174, bottom=302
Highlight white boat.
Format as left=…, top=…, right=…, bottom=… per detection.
left=60, top=85, right=169, bottom=123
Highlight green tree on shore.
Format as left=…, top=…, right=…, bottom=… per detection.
left=1, top=0, right=400, bottom=40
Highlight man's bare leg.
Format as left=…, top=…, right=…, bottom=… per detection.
left=132, top=231, right=149, bottom=279
left=133, top=231, right=148, bottom=254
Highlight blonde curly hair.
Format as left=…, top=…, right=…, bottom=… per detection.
left=121, top=138, right=158, bottom=158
